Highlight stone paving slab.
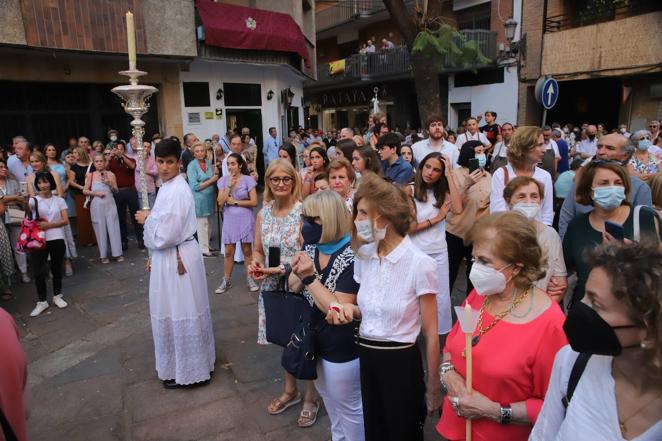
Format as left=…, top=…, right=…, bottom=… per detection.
left=2, top=239, right=457, bottom=440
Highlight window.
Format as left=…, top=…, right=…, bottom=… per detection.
left=455, top=3, right=491, bottom=30
left=223, top=83, right=262, bottom=107
left=454, top=67, right=504, bottom=87
left=183, top=82, right=210, bottom=107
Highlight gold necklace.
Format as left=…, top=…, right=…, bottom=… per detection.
left=462, top=288, right=529, bottom=358
left=619, top=391, right=662, bottom=437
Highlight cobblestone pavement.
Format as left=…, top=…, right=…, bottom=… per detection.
left=4, top=236, right=462, bottom=440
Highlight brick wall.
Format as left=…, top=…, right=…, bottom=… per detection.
left=19, top=0, right=148, bottom=54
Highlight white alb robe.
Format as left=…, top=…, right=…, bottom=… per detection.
left=144, top=175, right=216, bottom=384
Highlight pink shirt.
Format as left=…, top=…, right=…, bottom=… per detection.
left=0, top=308, right=28, bottom=441
left=133, top=154, right=158, bottom=193
left=437, top=291, right=567, bottom=441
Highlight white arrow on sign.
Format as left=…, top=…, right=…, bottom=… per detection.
left=546, top=83, right=555, bottom=107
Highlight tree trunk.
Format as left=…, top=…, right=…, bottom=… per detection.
left=383, top=0, right=447, bottom=128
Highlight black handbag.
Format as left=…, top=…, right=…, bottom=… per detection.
left=281, top=301, right=318, bottom=380
left=263, top=276, right=308, bottom=347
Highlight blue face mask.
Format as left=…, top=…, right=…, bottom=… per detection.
left=475, top=153, right=487, bottom=167
left=592, top=185, right=626, bottom=210
left=638, top=139, right=651, bottom=151
left=302, top=219, right=322, bottom=245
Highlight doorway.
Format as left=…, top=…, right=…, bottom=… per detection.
left=226, top=109, right=264, bottom=183
left=450, top=102, right=472, bottom=130
left=547, top=78, right=620, bottom=129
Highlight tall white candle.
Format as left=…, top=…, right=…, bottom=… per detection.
left=126, top=11, right=137, bottom=70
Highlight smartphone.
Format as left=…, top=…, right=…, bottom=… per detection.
left=267, top=246, right=281, bottom=268
left=604, top=220, right=625, bottom=241
left=19, top=182, right=27, bottom=195
left=468, top=158, right=480, bottom=173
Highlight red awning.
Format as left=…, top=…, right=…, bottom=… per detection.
left=196, top=0, right=310, bottom=67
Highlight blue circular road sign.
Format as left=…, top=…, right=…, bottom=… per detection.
left=535, top=76, right=559, bottom=110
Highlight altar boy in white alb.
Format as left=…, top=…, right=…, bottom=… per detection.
left=136, top=138, right=215, bottom=388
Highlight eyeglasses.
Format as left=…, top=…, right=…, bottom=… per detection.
left=269, top=176, right=293, bottom=185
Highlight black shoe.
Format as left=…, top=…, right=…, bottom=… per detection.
left=122, top=241, right=128, bottom=251
left=162, top=379, right=181, bottom=389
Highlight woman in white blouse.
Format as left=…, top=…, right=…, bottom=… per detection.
left=502, top=176, right=568, bottom=303
left=530, top=242, right=662, bottom=441
left=329, top=173, right=441, bottom=441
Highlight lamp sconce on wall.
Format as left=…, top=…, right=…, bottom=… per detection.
left=215, top=108, right=223, bottom=117
left=216, top=89, right=223, bottom=100
left=267, top=90, right=274, bottom=100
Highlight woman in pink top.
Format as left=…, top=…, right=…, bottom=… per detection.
left=437, top=212, right=567, bottom=441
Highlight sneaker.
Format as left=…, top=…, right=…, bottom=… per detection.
left=247, top=277, right=259, bottom=292
left=215, top=278, right=231, bottom=294
left=52, top=294, right=68, bottom=309
left=21, top=272, right=31, bottom=283
left=30, top=301, right=49, bottom=317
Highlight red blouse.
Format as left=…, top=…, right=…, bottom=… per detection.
left=436, top=290, right=567, bottom=441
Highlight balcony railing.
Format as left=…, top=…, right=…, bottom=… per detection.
left=544, top=0, right=662, bottom=33
left=316, top=1, right=389, bottom=32
left=306, top=29, right=496, bottom=87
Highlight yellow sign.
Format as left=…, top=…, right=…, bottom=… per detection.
left=204, top=112, right=214, bottom=120
left=329, top=59, right=346, bottom=76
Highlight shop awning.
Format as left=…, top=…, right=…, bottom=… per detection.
left=196, top=0, right=310, bottom=67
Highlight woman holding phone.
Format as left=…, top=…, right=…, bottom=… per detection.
left=83, top=153, right=123, bottom=263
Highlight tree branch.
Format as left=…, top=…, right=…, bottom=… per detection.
left=382, top=0, right=418, bottom=47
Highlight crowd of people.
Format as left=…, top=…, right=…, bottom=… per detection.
left=1, top=113, right=662, bottom=441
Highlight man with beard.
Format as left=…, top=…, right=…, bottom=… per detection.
left=411, top=115, right=460, bottom=168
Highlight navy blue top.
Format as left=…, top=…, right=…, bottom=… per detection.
left=556, top=139, right=570, bottom=173
left=310, top=243, right=360, bottom=363
left=382, top=156, right=414, bottom=184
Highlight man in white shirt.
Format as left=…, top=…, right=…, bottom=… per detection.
left=455, top=117, right=491, bottom=151
left=365, top=40, right=376, bottom=53
left=7, top=136, right=32, bottom=183
left=573, top=124, right=598, bottom=159
left=411, top=115, right=459, bottom=168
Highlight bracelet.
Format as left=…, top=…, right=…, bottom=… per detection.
left=439, top=362, right=454, bottom=390
left=499, top=404, right=512, bottom=424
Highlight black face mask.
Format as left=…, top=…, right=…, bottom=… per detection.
left=588, top=134, right=596, bottom=141
left=302, top=218, right=322, bottom=245
left=563, top=301, right=639, bottom=356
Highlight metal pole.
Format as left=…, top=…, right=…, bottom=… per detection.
left=542, top=108, right=548, bottom=127
left=132, top=122, right=149, bottom=210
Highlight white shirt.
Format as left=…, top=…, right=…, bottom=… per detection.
left=545, top=139, right=561, bottom=159
left=29, top=195, right=67, bottom=241
left=455, top=131, right=491, bottom=150
left=490, top=164, right=554, bottom=225
left=535, top=224, right=567, bottom=291
left=576, top=138, right=598, bottom=157
left=410, top=190, right=447, bottom=254
left=411, top=138, right=460, bottom=168
left=530, top=345, right=662, bottom=441
left=7, top=155, right=32, bottom=183
left=354, top=236, right=437, bottom=344
left=493, top=141, right=509, bottom=158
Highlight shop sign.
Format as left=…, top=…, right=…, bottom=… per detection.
left=319, top=86, right=389, bottom=107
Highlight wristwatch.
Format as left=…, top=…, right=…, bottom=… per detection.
left=301, top=275, right=317, bottom=286
left=499, top=404, right=512, bottom=424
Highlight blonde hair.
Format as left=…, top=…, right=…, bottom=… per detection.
left=263, top=159, right=302, bottom=202
left=353, top=135, right=365, bottom=147
left=192, top=141, right=206, bottom=153
left=507, top=126, right=543, bottom=169
left=303, top=190, right=351, bottom=243
left=74, top=146, right=90, bottom=164
left=30, top=151, right=47, bottom=169
left=467, top=212, right=547, bottom=289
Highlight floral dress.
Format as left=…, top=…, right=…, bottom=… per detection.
left=256, top=200, right=303, bottom=344
left=629, top=153, right=659, bottom=176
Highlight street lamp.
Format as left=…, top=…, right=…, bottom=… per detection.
left=501, top=18, right=526, bottom=61
left=504, top=18, right=518, bottom=43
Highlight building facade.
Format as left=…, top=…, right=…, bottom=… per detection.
left=0, top=0, right=195, bottom=147
left=305, top=0, right=519, bottom=132
left=518, top=0, right=662, bottom=129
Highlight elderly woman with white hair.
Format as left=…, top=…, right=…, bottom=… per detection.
left=627, top=130, right=660, bottom=182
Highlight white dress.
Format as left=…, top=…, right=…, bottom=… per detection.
left=143, top=175, right=216, bottom=384
left=529, top=345, right=662, bottom=441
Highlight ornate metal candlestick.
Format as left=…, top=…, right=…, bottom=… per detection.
left=112, top=69, right=158, bottom=210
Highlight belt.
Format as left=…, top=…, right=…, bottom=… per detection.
left=356, top=336, right=415, bottom=350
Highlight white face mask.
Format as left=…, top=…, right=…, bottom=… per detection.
left=512, top=202, right=540, bottom=220
left=354, top=217, right=387, bottom=243
left=469, top=262, right=512, bottom=296
left=110, top=135, right=118, bottom=142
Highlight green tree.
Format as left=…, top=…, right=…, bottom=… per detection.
left=383, top=0, right=490, bottom=126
